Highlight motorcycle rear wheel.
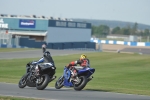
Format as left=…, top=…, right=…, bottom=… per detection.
left=74, top=76, right=87, bottom=91
left=36, top=74, right=50, bottom=90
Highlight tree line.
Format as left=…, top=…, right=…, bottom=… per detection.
left=92, top=22, right=150, bottom=37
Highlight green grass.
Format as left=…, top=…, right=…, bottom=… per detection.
left=99, top=38, right=124, bottom=41
left=0, top=52, right=150, bottom=96
left=0, top=96, right=42, bottom=100
left=0, top=48, right=38, bottom=52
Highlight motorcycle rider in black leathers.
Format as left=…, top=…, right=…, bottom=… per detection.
left=26, top=51, right=56, bottom=79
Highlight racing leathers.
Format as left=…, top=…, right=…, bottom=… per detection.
left=26, top=54, right=56, bottom=77
left=66, top=58, right=90, bottom=77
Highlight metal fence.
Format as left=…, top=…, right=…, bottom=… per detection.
left=0, top=29, right=20, bottom=47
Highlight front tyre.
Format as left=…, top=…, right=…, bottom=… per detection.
left=55, top=76, right=64, bottom=89
left=74, top=76, right=87, bottom=91
left=36, top=74, right=50, bottom=90
left=18, top=73, right=28, bottom=88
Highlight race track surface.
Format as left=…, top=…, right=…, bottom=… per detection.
left=102, top=44, right=150, bottom=54
left=0, top=49, right=94, bottom=59
left=121, top=48, right=150, bottom=54
left=0, top=83, right=150, bottom=100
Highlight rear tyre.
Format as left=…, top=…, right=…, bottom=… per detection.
left=36, top=74, right=50, bottom=90
left=18, top=73, right=28, bottom=88
left=55, top=76, right=64, bottom=89
left=74, top=76, right=87, bottom=91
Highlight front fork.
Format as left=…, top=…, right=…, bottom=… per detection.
left=56, top=75, right=64, bottom=85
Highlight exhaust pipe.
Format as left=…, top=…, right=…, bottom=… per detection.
left=87, top=76, right=94, bottom=82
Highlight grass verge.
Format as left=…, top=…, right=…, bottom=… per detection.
left=0, top=52, right=150, bottom=95
left=0, top=96, right=42, bottom=100
left=0, top=48, right=38, bottom=52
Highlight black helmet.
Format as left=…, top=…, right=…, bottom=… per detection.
left=43, top=51, right=51, bottom=57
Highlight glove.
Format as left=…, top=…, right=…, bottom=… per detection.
left=65, top=65, right=70, bottom=69
left=27, top=62, right=31, bottom=66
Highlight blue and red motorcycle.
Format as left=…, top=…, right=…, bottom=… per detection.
left=55, top=66, right=95, bottom=91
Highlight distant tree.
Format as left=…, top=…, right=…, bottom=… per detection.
left=112, top=26, right=120, bottom=34
left=127, top=25, right=132, bottom=35
left=91, top=26, right=97, bottom=35
left=120, top=28, right=130, bottom=35
left=139, top=31, right=144, bottom=36
left=91, top=25, right=110, bottom=36
left=144, top=29, right=150, bottom=36
left=98, top=25, right=110, bottom=35
left=131, top=22, right=138, bottom=35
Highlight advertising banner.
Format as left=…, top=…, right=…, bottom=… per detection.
left=19, top=19, right=36, bottom=28
left=0, top=18, right=8, bottom=28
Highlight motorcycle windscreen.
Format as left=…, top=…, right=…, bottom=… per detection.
left=37, top=57, right=44, bottom=63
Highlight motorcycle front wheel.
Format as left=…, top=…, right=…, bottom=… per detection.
left=55, top=76, right=64, bottom=89
left=18, top=73, right=28, bottom=88
left=36, top=74, right=50, bottom=90
left=74, top=76, right=87, bottom=91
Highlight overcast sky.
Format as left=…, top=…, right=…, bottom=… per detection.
left=0, top=0, right=150, bottom=25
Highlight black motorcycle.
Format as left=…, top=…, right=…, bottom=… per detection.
left=18, top=61, right=56, bottom=90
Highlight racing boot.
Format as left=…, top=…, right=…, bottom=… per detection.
left=49, top=76, right=57, bottom=82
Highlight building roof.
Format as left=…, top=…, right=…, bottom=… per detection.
left=10, top=30, right=47, bottom=36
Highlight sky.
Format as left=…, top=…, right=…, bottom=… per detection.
left=0, top=0, right=150, bottom=25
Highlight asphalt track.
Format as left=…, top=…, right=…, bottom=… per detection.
left=121, top=48, right=150, bottom=54
left=0, top=83, right=150, bottom=100
left=0, top=48, right=150, bottom=100
left=0, top=49, right=95, bottom=59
